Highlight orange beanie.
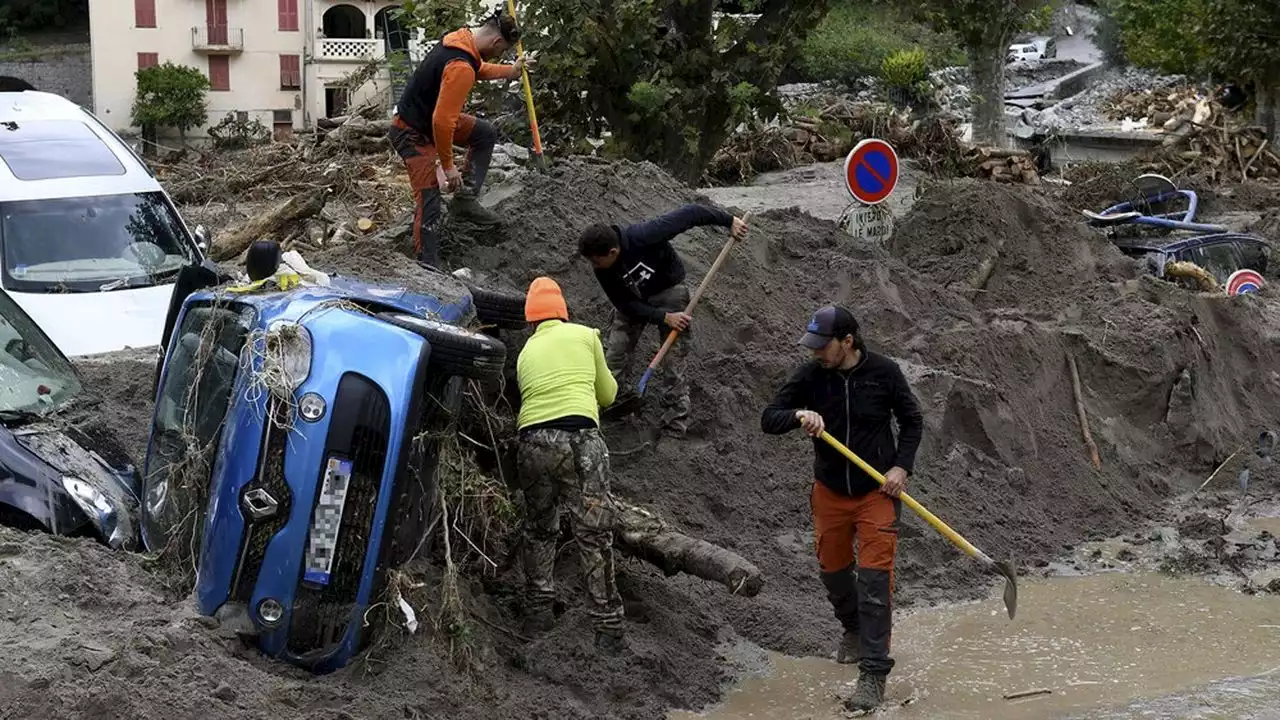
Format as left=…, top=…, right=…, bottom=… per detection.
left=525, top=276, right=569, bottom=323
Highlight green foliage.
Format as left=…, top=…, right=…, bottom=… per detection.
left=393, top=0, right=485, bottom=40
left=522, top=0, right=830, bottom=182
left=131, top=62, right=210, bottom=141
left=1103, top=0, right=1206, bottom=75
left=0, top=0, right=87, bottom=35
left=207, top=113, right=270, bottom=151
left=1199, top=0, right=1280, bottom=86
left=795, top=2, right=965, bottom=85
left=880, top=48, right=928, bottom=90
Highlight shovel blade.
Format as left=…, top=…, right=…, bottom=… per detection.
left=994, top=560, right=1018, bottom=619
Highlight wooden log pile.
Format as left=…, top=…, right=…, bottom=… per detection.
left=968, top=146, right=1042, bottom=185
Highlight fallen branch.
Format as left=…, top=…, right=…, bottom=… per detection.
left=1195, top=445, right=1244, bottom=494
left=1067, top=353, right=1101, bottom=469
left=613, top=499, right=764, bottom=597
left=968, top=235, right=1008, bottom=292
left=211, top=188, right=330, bottom=260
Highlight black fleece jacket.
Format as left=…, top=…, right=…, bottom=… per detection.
left=761, top=351, right=925, bottom=497
left=595, top=203, right=734, bottom=324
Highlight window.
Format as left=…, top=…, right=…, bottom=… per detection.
left=208, top=55, right=230, bottom=91
left=138, top=53, right=159, bottom=70
left=0, top=119, right=126, bottom=181
left=135, top=0, right=156, bottom=28
left=280, top=54, right=301, bottom=89
left=0, top=288, right=83, bottom=417
left=1238, top=241, right=1270, bottom=275
left=278, top=0, right=299, bottom=31
left=0, top=192, right=197, bottom=294
left=1183, top=242, right=1243, bottom=284
left=143, top=301, right=254, bottom=549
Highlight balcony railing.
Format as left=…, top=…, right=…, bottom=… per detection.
left=315, top=38, right=385, bottom=62
left=192, top=26, right=244, bottom=53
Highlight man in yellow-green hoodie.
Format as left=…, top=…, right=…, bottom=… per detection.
left=515, top=276, right=625, bottom=653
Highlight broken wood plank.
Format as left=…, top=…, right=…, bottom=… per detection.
left=211, top=188, right=330, bottom=261
left=1067, top=353, right=1101, bottom=470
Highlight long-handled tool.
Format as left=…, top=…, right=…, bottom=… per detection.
left=819, top=431, right=1019, bottom=619
left=635, top=213, right=749, bottom=394
left=504, top=0, right=544, bottom=169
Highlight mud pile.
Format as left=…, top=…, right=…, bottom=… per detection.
left=3, top=159, right=1280, bottom=720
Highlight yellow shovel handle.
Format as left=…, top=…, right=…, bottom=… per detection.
left=818, top=431, right=992, bottom=565
left=504, top=0, right=543, bottom=157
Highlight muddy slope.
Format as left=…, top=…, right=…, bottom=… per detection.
left=3, top=160, right=1279, bottom=720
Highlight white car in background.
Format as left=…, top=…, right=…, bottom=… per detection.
left=0, top=89, right=204, bottom=358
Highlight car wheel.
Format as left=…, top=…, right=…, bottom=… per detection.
left=377, top=313, right=507, bottom=381
left=466, top=286, right=527, bottom=330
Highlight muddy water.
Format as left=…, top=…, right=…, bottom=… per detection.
left=671, top=573, right=1280, bottom=719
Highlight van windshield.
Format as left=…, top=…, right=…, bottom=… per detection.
left=0, top=191, right=196, bottom=293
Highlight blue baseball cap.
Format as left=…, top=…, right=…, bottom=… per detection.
left=799, top=305, right=859, bottom=349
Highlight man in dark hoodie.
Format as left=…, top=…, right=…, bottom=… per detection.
left=760, top=305, right=924, bottom=713
left=388, top=9, right=529, bottom=266
left=578, top=204, right=748, bottom=435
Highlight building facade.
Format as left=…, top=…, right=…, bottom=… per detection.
left=89, top=0, right=498, bottom=140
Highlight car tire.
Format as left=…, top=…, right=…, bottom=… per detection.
left=467, top=286, right=527, bottom=330
left=377, top=312, right=507, bottom=381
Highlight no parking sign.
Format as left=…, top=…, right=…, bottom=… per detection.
left=844, top=138, right=900, bottom=206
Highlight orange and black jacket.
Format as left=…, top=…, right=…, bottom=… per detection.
left=762, top=352, right=924, bottom=497
left=395, top=28, right=514, bottom=171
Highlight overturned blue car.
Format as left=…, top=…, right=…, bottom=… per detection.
left=142, top=258, right=520, bottom=673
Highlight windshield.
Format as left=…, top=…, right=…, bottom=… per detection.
left=0, top=287, right=81, bottom=415
left=0, top=191, right=197, bottom=293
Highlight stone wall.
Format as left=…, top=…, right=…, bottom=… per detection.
left=0, top=49, right=92, bottom=107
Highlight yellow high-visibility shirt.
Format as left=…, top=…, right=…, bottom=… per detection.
left=516, top=319, right=618, bottom=430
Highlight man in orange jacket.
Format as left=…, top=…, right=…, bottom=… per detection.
left=388, top=10, right=529, bottom=266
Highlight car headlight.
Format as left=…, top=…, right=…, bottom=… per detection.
left=262, top=321, right=312, bottom=394
left=62, top=476, right=124, bottom=549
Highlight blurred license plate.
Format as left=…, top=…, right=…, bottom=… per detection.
left=303, top=456, right=354, bottom=586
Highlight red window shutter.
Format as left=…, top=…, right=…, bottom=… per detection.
left=137, top=53, right=159, bottom=70
left=208, top=56, right=230, bottom=92
left=135, top=0, right=156, bottom=28
left=278, top=0, right=299, bottom=31
left=279, top=55, right=301, bottom=89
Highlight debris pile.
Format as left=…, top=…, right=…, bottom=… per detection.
left=1031, top=66, right=1189, bottom=133
left=157, top=133, right=533, bottom=261
left=966, top=146, right=1043, bottom=185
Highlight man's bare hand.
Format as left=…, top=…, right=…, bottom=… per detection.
left=795, top=410, right=825, bottom=437
left=444, top=166, right=463, bottom=193
left=511, top=54, right=535, bottom=77
left=664, top=312, right=692, bottom=331
left=731, top=216, right=749, bottom=241
left=881, top=466, right=908, bottom=498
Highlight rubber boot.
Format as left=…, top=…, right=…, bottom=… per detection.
left=820, top=566, right=861, bottom=663
left=594, top=626, right=627, bottom=656
left=449, top=186, right=501, bottom=227
left=844, top=671, right=887, bottom=712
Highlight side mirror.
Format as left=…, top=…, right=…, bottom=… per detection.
left=193, top=224, right=210, bottom=253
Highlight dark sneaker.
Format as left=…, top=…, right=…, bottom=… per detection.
left=449, top=190, right=501, bottom=227
left=844, top=672, right=887, bottom=712
left=594, top=627, right=627, bottom=656
left=836, top=630, right=860, bottom=664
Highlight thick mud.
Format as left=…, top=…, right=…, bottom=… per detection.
left=2, top=159, right=1279, bottom=720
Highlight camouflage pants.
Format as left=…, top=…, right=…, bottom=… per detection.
left=604, top=284, right=692, bottom=433
left=518, top=427, right=624, bottom=632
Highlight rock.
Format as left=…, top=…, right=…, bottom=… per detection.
left=1165, top=369, right=1194, bottom=428
left=500, top=143, right=530, bottom=163
left=213, top=683, right=237, bottom=702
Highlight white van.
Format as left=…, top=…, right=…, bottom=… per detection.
left=0, top=90, right=204, bottom=358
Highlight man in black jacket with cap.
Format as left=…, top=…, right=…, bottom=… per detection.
left=578, top=203, right=748, bottom=435
left=761, top=305, right=924, bottom=712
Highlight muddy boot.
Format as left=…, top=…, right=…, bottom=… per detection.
left=843, top=671, right=886, bottom=713
left=594, top=627, right=627, bottom=656
left=836, top=630, right=861, bottom=664
left=522, top=605, right=556, bottom=637
left=449, top=187, right=501, bottom=227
